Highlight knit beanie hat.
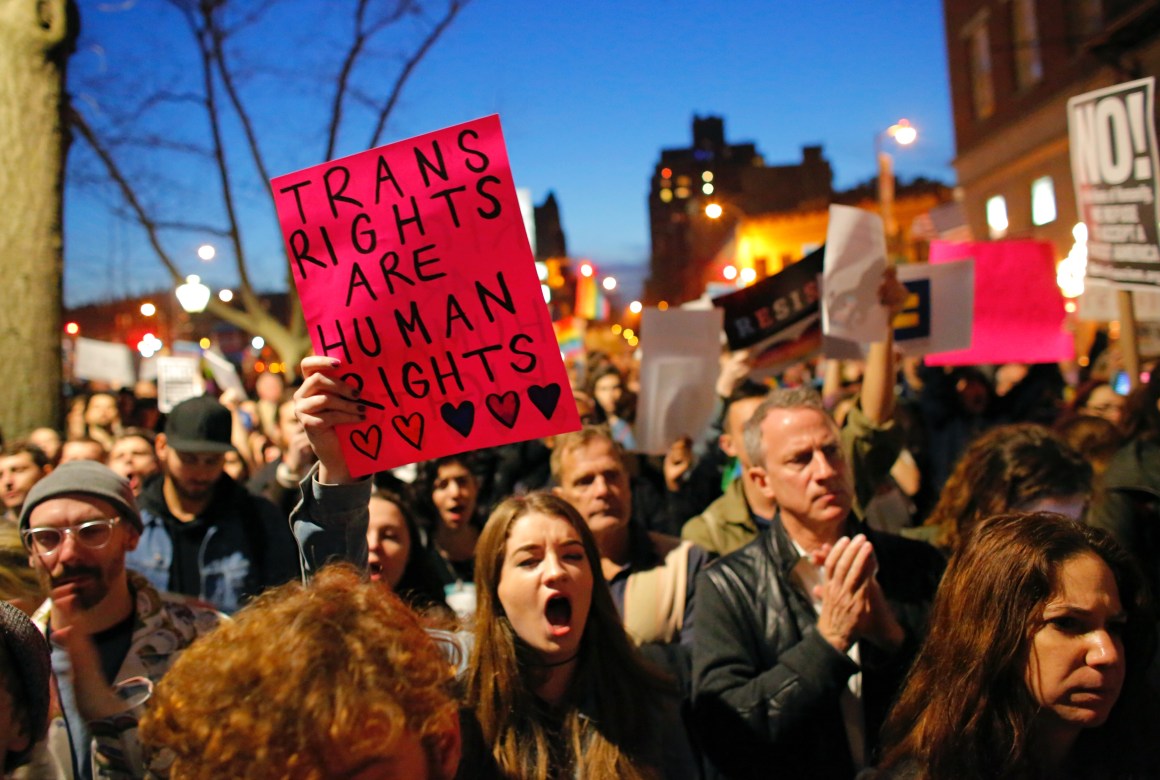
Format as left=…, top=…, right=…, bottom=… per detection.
left=0, top=601, right=51, bottom=770
left=18, top=460, right=142, bottom=534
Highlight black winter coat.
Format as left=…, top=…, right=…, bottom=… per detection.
left=691, top=515, right=945, bottom=780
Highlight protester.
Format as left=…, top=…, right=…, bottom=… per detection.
left=417, top=455, right=483, bottom=601
left=692, top=387, right=945, bottom=778
left=0, top=600, right=51, bottom=773
left=875, top=512, right=1158, bottom=778
left=0, top=442, right=52, bottom=525
left=680, top=382, right=773, bottom=557
left=551, top=426, right=707, bottom=647
left=919, top=423, right=1093, bottom=554
left=367, top=483, right=449, bottom=612
left=18, top=461, right=222, bottom=777
left=586, top=364, right=637, bottom=449
left=59, top=437, right=107, bottom=465
left=106, top=429, right=160, bottom=498
left=1088, top=369, right=1160, bottom=601
left=465, top=491, right=696, bottom=779
left=128, top=395, right=299, bottom=614
left=139, top=565, right=462, bottom=780
left=82, top=393, right=123, bottom=452
left=26, top=428, right=62, bottom=468
left=0, top=523, right=44, bottom=615
left=247, top=398, right=316, bottom=520
left=1070, top=379, right=1126, bottom=427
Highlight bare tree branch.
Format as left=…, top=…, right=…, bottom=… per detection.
left=183, top=1, right=260, bottom=313
left=70, top=107, right=186, bottom=286
left=368, top=0, right=467, bottom=149
left=325, top=0, right=418, bottom=161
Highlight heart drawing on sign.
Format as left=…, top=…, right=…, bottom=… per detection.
left=485, top=391, right=520, bottom=429
left=440, top=401, right=475, bottom=437
left=392, top=413, right=425, bottom=450
left=527, top=383, right=562, bottom=420
left=350, top=425, right=382, bottom=460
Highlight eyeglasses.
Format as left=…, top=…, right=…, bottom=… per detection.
left=22, top=518, right=120, bottom=555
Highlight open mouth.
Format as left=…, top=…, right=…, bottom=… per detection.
left=545, top=595, right=572, bottom=631
left=367, top=561, right=383, bottom=582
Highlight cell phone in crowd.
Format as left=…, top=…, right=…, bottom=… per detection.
left=1114, top=371, right=1130, bottom=396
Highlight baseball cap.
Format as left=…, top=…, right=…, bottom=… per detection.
left=163, top=395, right=234, bottom=453
left=19, top=460, right=142, bottom=534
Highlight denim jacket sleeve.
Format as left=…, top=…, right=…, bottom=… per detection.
left=290, top=462, right=371, bottom=581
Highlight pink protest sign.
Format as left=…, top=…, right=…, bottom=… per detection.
left=926, top=239, right=1074, bottom=366
left=271, top=115, right=581, bottom=477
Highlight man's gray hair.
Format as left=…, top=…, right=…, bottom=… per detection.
left=742, top=386, right=828, bottom=468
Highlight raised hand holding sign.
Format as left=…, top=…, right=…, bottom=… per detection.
left=273, top=116, right=580, bottom=477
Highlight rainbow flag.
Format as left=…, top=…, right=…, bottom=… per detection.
left=553, top=316, right=587, bottom=360
left=574, top=274, right=608, bottom=320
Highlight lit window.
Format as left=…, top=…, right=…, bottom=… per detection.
left=1031, top=176, right=1056, bottom=225
left=675, top=187, right=690, bottom=199
left=702, top=183, right=714, bottom=195
left=1012, top=0, right=1043, bottom=90
left=659, top=188, right=673, bottom=203
left=661, top=167, right=672, bottom=179
left=965, top=13, right=994, bottom=120
left=987, top=195, right=1009, bottom=238
left=676, top=175, right=691, bottom=187
left=702, top=171, right=714, bottom=182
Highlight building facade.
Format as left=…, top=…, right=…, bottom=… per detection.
left=645, top=116, right=834, bottom=305
left=944, top=0, right=1160, bottom=256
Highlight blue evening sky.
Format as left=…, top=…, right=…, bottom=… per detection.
left=64, top=0, right=955, bottom=306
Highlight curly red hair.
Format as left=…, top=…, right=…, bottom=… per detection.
left=140, top=565, right=459, bottom=779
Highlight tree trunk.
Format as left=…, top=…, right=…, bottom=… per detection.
left=0, top=0, right=76, bottom=437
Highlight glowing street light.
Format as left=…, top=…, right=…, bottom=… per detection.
left=579, top=262, right=594, bottom=278
left=65, top=322, right=80, bottom=336
left=197, top=244, right=216, bottom=261
left=218, top=289, right=234, bottom=303
left=252, top=336, right=265, bottom=350
left=739, top=267, right=757, bottom=285
left=175, top=275, right=211, bottom=313
left=722, top=265, right=738, bottom=281
left=137, top=333, right=163, bottom=358
left=140, top=302, right=156, bottom=317
left=602, top=276, right=617, bottom=291
left=629, top=300, right=643, bottom=315
left=705, top=202, right=724, bottom=219
left=877, top=118, right=919, bottom=248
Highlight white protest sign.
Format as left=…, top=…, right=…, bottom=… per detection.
left=1068, top=77, right=1160, bottom=289
left=635, top=307, right=724, bottom=455
left=156, top=356, right=204, bottom=413
left=822, top=260, right=975, bottom=359
left=74, top=338, right=136, bottom=388
left=822, top=205, right=889, bottom=342
left=202, top=350, right=246, bottom=398
left=1079, top=281, right=1160, bottom=321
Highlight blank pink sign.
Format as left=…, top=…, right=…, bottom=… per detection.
left=271, top=115, right=580, bottom=477
left=926, top=239, right=1074, bottom=366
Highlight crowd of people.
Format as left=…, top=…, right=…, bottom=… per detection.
left=1, top=296, right=1159, bottom=778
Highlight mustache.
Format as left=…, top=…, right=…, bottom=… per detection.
left=51, top=565, right=102, bottom=585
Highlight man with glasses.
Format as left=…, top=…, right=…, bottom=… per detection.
left=128, top=395, right=298, bottom=614
left=19, top=460, right=221, bottom=778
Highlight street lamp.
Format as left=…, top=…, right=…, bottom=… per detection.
left=876, top=118, right=917, bottom=254
left=176, top=275, right=211, bottom=313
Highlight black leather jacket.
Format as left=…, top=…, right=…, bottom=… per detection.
left=691, top=514, right=945, bottom=779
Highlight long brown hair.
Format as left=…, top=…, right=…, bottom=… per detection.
left=465, top=492, right=669, bottom=780
left=923, top=424, right=1092, bottom=553
left=879, top=512, right=1155, bottom=778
